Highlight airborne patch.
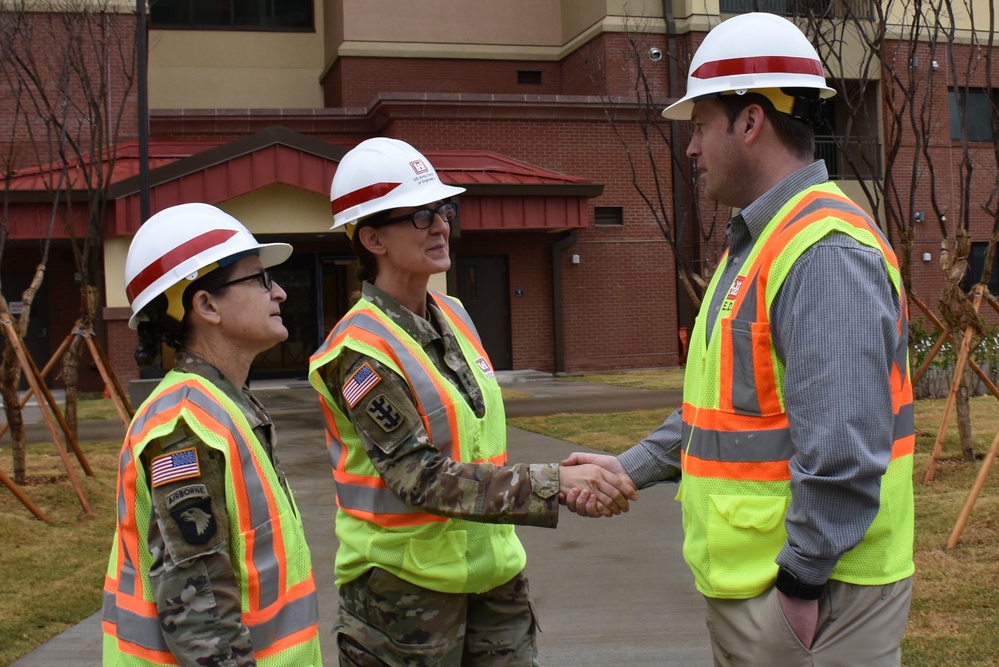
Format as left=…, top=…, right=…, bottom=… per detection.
left=169, top=496, right=217, bottom=544
left=366, top=394, right=404, bottom=432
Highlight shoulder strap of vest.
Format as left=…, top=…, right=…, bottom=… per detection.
left=429, top=291, right=490, bottom=361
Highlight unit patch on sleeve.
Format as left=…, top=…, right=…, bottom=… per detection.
left=165, top=483, right=218, bottom=544
left=366, top=394, right=404, bottom=432
left=150, top=447, right=201, bottom=488
left=343, top=362, right=382, bottom=408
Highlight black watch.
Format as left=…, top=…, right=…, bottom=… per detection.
left=775, top=567, right=824, bottom=600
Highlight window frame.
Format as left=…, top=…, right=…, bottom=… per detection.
left=149, top=0, right=315, bottom=32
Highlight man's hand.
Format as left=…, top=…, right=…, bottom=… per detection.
left=777, top=592, right=819, bottom=649
left=558, top=452, right=637, bottom=518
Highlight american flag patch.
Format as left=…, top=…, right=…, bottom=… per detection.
left=343, top=362, right=381, bottom=408
left=151, top=448, right=201, bottom=488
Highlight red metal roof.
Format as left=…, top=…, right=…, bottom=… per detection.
left=4, top=129, right=602, bottom=239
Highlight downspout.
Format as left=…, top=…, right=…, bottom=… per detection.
left=551, top=230, right=578, bottom=375
left=663, top=0, right=689, bottom=330
left=136, top=0, right=150, bottom=222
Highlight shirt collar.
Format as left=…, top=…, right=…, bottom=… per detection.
left=361, top=281, right=443, bottom=345
left=737, top=160, right=829, bottom=240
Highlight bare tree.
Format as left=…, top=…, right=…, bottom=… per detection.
left=0, top=0, right=136, bottom=481
left=584, top=14, right=724, bottom=314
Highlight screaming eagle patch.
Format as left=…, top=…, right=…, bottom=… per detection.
left=166, top=484, right=217, bottom=545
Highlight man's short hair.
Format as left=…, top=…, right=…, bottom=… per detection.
left=717, top=92, right=817, bottom=160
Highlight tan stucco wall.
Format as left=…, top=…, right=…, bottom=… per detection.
left=149, top=7, right=326, bottom=109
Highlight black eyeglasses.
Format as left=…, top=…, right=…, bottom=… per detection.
left=370, top=201, right=458, bottom=230
left=215, top=269, right=273, bottom=291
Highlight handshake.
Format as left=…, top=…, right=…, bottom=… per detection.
left=557, top=453, right=638, bottom=518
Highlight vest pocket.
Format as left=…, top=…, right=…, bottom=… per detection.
left=723, top=319, right=776, bottom=416
left=403, top=529, right=468, bottom=588
left=706, top=493, right=787, bottom=597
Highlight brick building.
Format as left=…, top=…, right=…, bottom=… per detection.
left=3, top=1, right=998, bottom=389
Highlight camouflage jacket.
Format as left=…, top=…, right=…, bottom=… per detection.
left=322, top=282, right=560, bottom=528
left=142, top=351, right=288, bottom=667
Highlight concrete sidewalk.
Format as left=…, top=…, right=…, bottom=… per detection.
left=10, top=374, right=710, bottom=666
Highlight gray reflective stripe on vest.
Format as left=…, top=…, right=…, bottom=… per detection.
left=685, top=405, right=914, bottom=463
left=115, top=445, right=138, bottom=597
left=248, top=583, right=320, bottom=648
left=126, top=380, right=283, bottom=609
left=330, top=310, right=455, bottom=457
left=431, top=291, right=481, bottom=341
left=727, top=322, right=763, bottom=416
left=335, top=478, right=415, bottom=515
left=102, top=590, right=171, bottom=652
left=895, top=402, right=915, bottom=440
left=685, top=423, right=795, bottom=462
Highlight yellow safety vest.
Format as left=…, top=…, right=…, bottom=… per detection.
left=679, top=183, right=915, bottom=599
left=102, top=372, right=321, bottom=666
left=309, top=291, right=525, bottom=594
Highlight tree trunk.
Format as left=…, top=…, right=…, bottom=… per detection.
left=0, top=266, right=45, bottom=484
left=956, top=368, right=976, bottom=462
left=62, top=336, right=81, bottom=439
left=0, top=368, right=26, bottom=484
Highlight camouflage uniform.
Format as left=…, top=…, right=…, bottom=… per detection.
left=142, top=352, right=291, bottom=667
left=322, top=282, right=559, bottom=666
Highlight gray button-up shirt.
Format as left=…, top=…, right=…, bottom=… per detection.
left=619, top=161, right=901, bottom=584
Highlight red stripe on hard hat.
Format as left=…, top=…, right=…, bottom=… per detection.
left=126, top=229, right=239, bottom=303
left=692, top=55, right=823, bottom=80
left=331, top=182, right=401, bottom=215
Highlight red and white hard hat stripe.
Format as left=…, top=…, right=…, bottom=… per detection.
left=330, top=182, right=401, bottom=215
left=692, top=55, right=824, bottom=81
left=125, top=229, right=238, bottom=303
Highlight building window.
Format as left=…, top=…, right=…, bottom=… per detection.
left=719, top=0, right=871, bottom=19
left=517, top=70, right=542, bottom=85
left=594, top=206, right=624, bottom=226
left=949, top=88, right=996, bottom=142
left=150, top=0, right=313, bottom=30
left=961, top=241, right=999, bottom=294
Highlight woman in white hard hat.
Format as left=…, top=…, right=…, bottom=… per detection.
left=309, top=137, right=637, bottom=665
left=102, top=203, right=322, bottom=666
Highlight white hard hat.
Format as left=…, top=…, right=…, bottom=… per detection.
left=662, top=13, right=835, bottom=120
left=124, top=203, right=292, bottom=329
left=329, top=137, right=465, bottom=238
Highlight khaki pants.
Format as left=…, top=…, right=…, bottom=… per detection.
left=335, top=567, right=538, bottom=667
left=705, top=577, right=913, bottom=667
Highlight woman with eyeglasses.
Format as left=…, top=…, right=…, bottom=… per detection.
left=310, top=138, right=638, bottom=666
left=103, top=203, right=322, bottom=666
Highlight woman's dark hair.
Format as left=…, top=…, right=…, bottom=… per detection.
left=350, top=218, right=382, bottom=283
left=132, top=262, right=241, bottom=368
left=716, top=91, right=817, bottom=161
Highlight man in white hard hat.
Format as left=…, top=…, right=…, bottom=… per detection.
left=564, top=13, right=914, bottom=666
